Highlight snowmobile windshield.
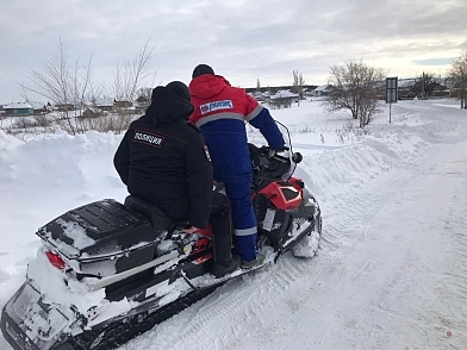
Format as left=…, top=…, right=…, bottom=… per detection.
left=274, top=121, right=296, bottom=181
left=248, top=121, right=296, bottom=183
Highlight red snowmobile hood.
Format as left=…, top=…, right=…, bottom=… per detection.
left=189, top=75, right=231, bottom=100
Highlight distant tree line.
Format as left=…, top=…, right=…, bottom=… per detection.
left=245, top=85, right=318, bottom=95
left=409, top=72, right=445, bottom=99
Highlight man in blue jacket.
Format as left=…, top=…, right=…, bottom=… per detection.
left=189, top=64, right=285, bottom=268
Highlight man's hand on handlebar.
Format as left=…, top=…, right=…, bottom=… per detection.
left=268, top=146, right=289, bottom=158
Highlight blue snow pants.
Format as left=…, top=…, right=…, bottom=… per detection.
left=223, top=181, right=258, bottom=262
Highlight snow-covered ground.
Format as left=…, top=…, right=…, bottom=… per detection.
left=1, top=98, right=466, bottom=349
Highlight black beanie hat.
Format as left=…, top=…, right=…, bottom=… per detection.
left=165, top=81, right=191, bottom=102
left=192, top=64, right=215, bottom=79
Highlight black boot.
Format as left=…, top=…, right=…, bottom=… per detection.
left=211, top=235, right=240, bottom=278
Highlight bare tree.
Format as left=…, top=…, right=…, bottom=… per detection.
left=448, top=51, right=467, bottom=109
left=112, top=40, right=156, bottom=132
left=22, top=38, right=95, bottom=134
left=292, top=70, right=305, bottom=98
left=113, top=40, right=156, bottom=102
left=256, top=78, right=261, bottom=92
left=328, top=60, right=385, bottom=127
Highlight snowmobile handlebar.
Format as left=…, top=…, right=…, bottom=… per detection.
left=260, top=146, right=302, bottom=164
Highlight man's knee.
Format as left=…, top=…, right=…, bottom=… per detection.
left=211, top=191, right=231, bottom=210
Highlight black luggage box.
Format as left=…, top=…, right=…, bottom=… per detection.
left=36, top=199, right=170, bottom=276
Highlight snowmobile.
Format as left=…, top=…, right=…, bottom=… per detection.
left=1, top=122, right=322, bottom=350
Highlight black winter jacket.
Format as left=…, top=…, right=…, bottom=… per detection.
left=113, top=87, right=213, bottom=228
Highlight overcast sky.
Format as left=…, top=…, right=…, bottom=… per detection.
left=1, top=0, right=466, bottom=103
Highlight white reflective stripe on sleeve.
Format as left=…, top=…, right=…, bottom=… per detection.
left=234, top=227, right=257, bottom=236
left=245, top=105, right=263, bottom=122
left=195, top=112, right=244, bottom=128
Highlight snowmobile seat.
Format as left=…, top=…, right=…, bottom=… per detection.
left=124, top=195, right=176, bottom=234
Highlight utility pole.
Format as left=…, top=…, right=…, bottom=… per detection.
left=421, top=71, right=425, bottom=99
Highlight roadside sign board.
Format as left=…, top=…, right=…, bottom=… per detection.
left=386, top=77, right=398, bottom=103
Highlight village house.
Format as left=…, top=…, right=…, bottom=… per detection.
left=55, top=103, right=77, bottom=112
left=250, top=91, right=268, bottom=103
left=3, top=102, right=33, bottom=115
left=311, top=85, right=332, bottom=96
left=113, top=99, right=133, bottom=109
left=93, top=97, right=114, bottom=112
left=268, top=90, right=299, bottom=108
left=134, top=94, right=150, bottom=112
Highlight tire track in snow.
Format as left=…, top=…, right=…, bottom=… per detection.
left=244, top=134, right=467, bottom=350
left=122, top=267, right=283, bottom=350
left=263, top=164, right=424, bottom=350
left=383, top=151, right=467, bottom=349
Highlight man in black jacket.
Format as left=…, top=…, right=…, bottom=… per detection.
left=114, top=81, right=239, bottom=278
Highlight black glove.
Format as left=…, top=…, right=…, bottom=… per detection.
left=268, top=146, right=289, bottom=157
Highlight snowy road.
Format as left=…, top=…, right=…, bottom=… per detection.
left=307, top=141, right=467, bottom=350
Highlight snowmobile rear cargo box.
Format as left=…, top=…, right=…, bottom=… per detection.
left=36, top=199, right=172, bottom=276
